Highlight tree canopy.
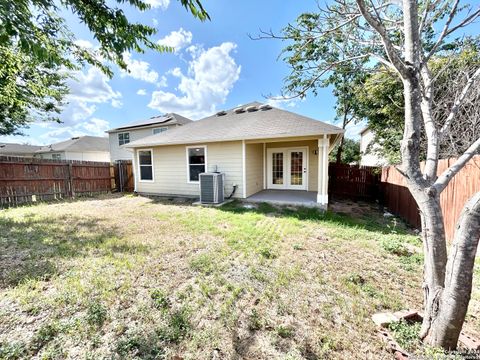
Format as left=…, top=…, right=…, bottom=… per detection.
left=0, top=0, right=208, bottom=135
left=355, top=38, right=480, bottom=164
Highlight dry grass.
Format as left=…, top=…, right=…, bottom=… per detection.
left=0, top=194, right=477, bottom=360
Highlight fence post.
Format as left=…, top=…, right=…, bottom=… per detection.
left=67, top=163, right=74, bottom=198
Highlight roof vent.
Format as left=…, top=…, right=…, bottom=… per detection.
left=259, top=104, right=272, bottom=111
left=245, top=105, right=258, bottom=112
left=216, top=110, right=227, bottom=116
left=71, top=137, right=80, bottom=140
left=234, top=107, right=245, bottom=114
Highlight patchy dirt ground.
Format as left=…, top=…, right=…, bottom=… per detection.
left=0, top=194, right=478, bottom=359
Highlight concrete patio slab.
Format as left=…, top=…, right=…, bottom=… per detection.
left=245, top=190, right=322, bottom=208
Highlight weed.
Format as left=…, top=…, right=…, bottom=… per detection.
left=157, top=308, right=191, bottom=343
left=293, top=243, right=304, bottom=250
left=259, top=246, right=277, bottom=259
left=277, top=325, right=295, bottom=339
left=190, top=253, right=215, bottom=275
left=31, top=322, right=60, bottom=351
left=150, top=289, right=170, bottom=311
left=0, top=342, right=27, bottom=360
left=86, top=301, right=107, bottom=327
left=388, top=320, right=421, bottom=353
left=382, top=238, right=410, bottom=257
left=116, top=332, right=165, bottom=359
left=248, top=309, right=263, bottom=331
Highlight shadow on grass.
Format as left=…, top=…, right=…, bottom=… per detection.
left=0, top=213, right=147, bottom=288
left=218, top=200, right=412, bottom=236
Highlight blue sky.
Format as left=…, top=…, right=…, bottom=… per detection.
left=1, top=0, right=479, bottom=145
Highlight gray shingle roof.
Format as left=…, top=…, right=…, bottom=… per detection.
left=125, top=102, right=344, bottom=148
left=36, top=136, right=109, bottom=153
left=106, top=113, right=192, bottom=133
left=0, top=143, right=41, bottom=155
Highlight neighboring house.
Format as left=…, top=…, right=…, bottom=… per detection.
left=106, top=113, right=193, bottom=162
left=0, top=143, right=41, bottom=157
left=35, top=136, right=110, bottom=162
left=359, top=127, right=387, bottom=166
left=125, top=102, right=344, bottom=208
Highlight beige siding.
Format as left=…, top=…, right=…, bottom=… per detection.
left=266, top=140, right=319, bottom=191
left=245, top=143, right=264, bottom=197
left=64, top=151, right=110, bottom=162
left=136, top=141, right=244, bottom=198
left=109, top=125, right=177, bottom=162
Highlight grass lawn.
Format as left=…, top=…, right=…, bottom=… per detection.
left=0, top=194, right=478, bottom=359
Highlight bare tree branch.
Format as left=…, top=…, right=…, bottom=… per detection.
left=434, top=136, right=480, bottom=193
left=440, top=67, right=480, bottom=137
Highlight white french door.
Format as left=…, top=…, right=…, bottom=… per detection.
left=267, top=147, right=308, bottom=190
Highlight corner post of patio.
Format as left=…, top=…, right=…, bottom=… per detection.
left=317, top=135, right=329, bottom=207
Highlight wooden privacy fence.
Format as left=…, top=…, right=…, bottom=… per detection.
left=113, top=160, right=134, bottom=192
left=328, top=163, right=381, bottom=201
left=381, top=155, right=480, bottom=239
left=0, top=156, right=113, bottom=207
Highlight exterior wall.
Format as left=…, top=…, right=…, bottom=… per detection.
left=245, top=143, right=264, bottom=197
left=135, top=141, right=244, bottom=198
left=360, top=129, right=387, bottom=166
left=65, top=151, right=110, bottom=162
left=109, top=125, right=177, bottom=162
left=38, top=152, right=66, bottom=160
left=266, top=140, right=319, bottom=192
left=37, top=151, right=110, bottom=162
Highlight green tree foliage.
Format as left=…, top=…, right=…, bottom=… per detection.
left=0, top=0, right=208, bottom=135
left=272, top=13, right=366, bottom=163
left=354, top=37, right=480, bottom=164
left=329, top=138, right=360, bottom=164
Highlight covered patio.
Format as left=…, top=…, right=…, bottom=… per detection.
left=244, top=189, right=319, bottom=207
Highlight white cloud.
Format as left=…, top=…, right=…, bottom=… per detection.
left=137, top=89, right=147, bottom=96
left=121, top=52, right=159, bottom=84
left=68, top=67, right=122, bottom=107
left=148, top=42, right=241, bottom=119
left=157, top=28, right=193, bottom=52
left=157, top=75, right=168, bottom=88
left=40, top=118, right=110, bottom=143
left=74, top=39, right=94, bottom=49
left=145, top=0, right=169, bottom=9
left=266, top=97, right=299, bottom=109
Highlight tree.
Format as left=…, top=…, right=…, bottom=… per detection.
left=0, top=0, right=209, bottom=135
left=267, top=0, right=480, bottom=350
left=354, top=39, right=480, bottom=163
left=329, top=138, right=360, bottom=164
left=254, top=14, right=367, bottom=163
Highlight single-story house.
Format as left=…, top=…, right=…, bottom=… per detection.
left=0, top=143, right=41, bottom=157
left=106, top=113, right=192, bottom=162
left=35, top=136, right=110, bottom=162
left=125, top=102, right=344, bottom=208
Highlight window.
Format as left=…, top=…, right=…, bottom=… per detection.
left=153, top=127, right=168, bottom=135
left=52, top=153, right=61, bottom=160
left=118, top=132, right=130, bottom=146
left=186, top=146, right=206, bottom=182
left=138, top=150, right=154, bottom=181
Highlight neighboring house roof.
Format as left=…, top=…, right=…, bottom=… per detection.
left=35, top=136, right=109, bottom=153
left=106, top=113, right=193, bottom=133
left=126, top=102, right=344, bottom=148
left=0, top=143, right=41, bottom=155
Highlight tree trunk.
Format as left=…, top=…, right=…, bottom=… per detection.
left=423, top=192, right=480, bottom=349
left=335, top=136, right=344, bottom=164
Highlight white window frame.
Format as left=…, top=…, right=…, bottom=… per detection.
left=118, top=132, right=130, bottom=146
left=185, top=145, right=207, bottom=184
left=152, top=127, right=168, bottom=135
left=137, top=148, right=154, bottom=182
